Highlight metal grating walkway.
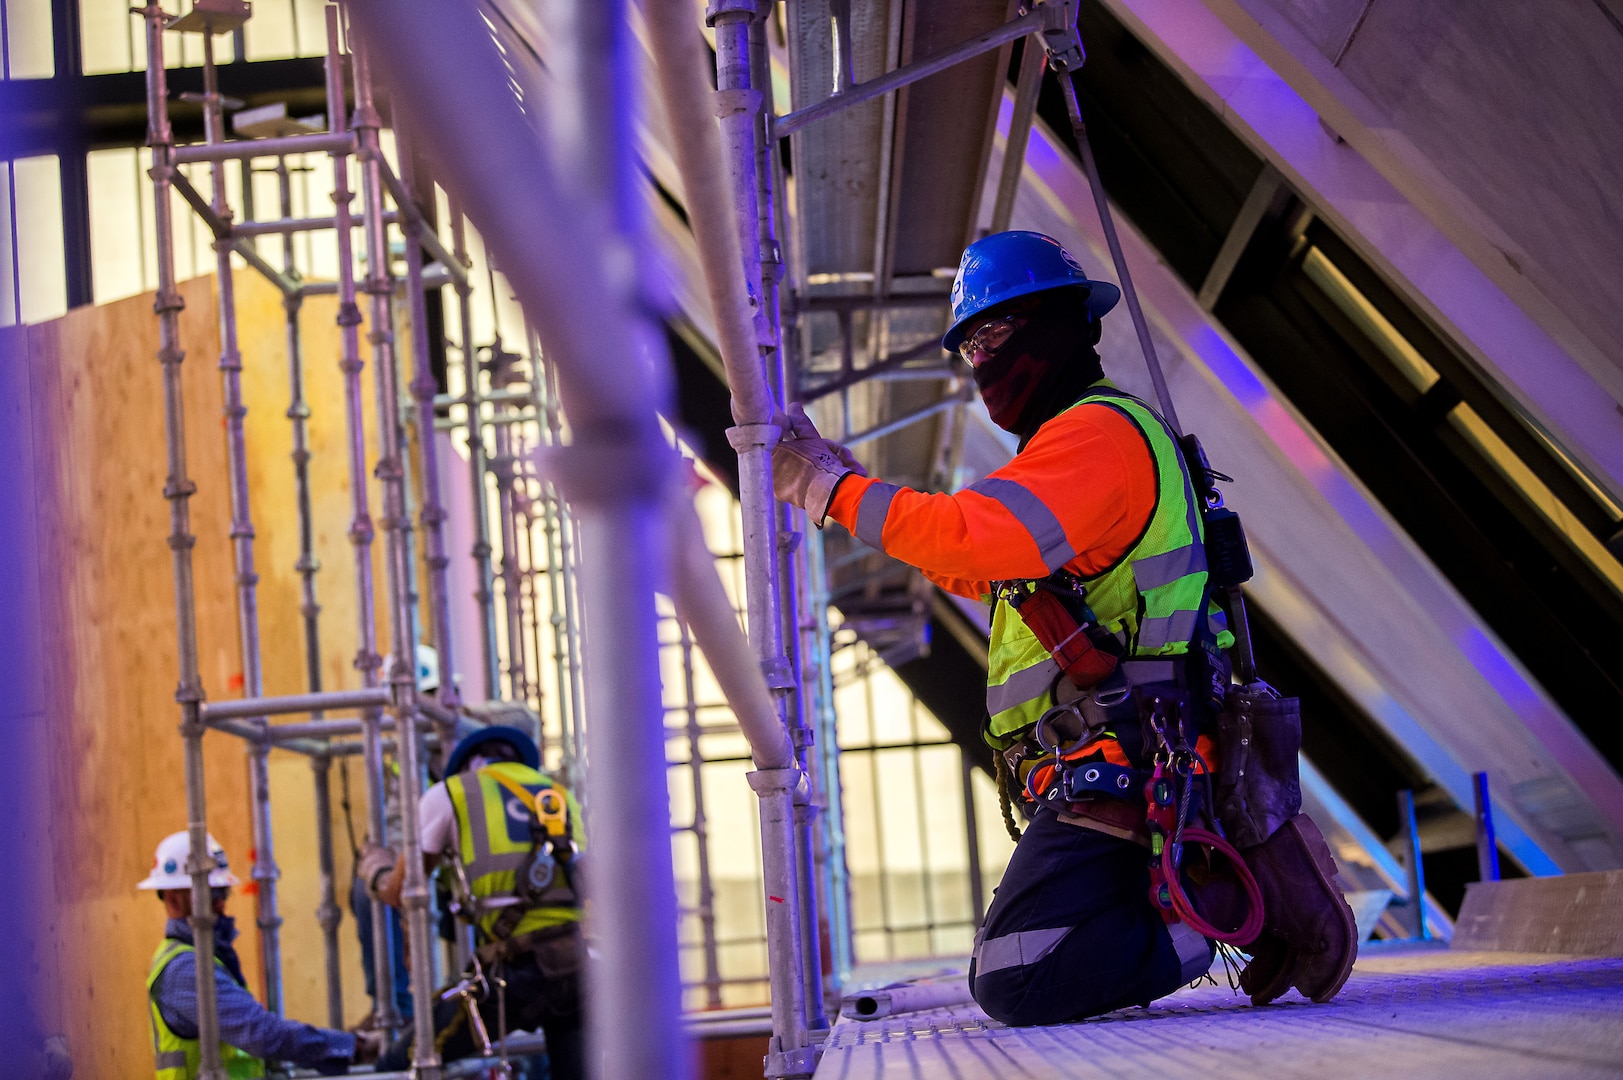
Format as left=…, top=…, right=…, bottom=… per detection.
left=815, top=946, right=1623, bottom=1078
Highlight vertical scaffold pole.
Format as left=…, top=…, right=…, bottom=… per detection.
left=489, top=342, right=531, bottom=705
left=710, top=0, right=818, bottom=1067
left=540, top=354, right=587, bottom=789
left=349, top=27, right=441, bottom=1074
left=805, top=529, right=853, bottom=983
left=324, top=5, right=402, bottom=1036
left=312, top=754, right=345, bottom=1028
left=141, top=6, right=225, bottom=1075
left=395, top=125, right=461, bottom=717
left=550, top=1, right=686, bottom=1074
left=199, top=25, right=284, bottom=1016
left=750, top=10, right=828, bottom=1028
left=449, top=205, right=501, bottom=701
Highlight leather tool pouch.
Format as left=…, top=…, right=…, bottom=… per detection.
left=1214, top=682, right=1302, bottom=848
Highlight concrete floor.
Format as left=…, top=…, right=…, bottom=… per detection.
left=814, top=943, right=1623, bottom=1079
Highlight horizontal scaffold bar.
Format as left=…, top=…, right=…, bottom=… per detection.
left=201, top=686, right=392, bottom=722
left=773, top=6, right=1051, bottom=139
left=174, top=131, right=356, bottom=164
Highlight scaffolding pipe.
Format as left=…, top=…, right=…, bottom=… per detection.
left=201, top=687, right=392, bottom=722
left=351, top=29, right=441, bottom=1074
left=345, top=3, right=688, bottom=1079
left=175, top=130, right=355, bottom=163
left=753, top=10, right=829, bottom=1028
left=448, top=205, right=501, bottom=699
left=274, top=156, right=328, bottom=754
left=650, top=3, right=811, bottom=1068
left=323, top=5, right=402, bottom=1037
left=989, top=40, right=1046, bottom=235
left=806, top=529, right=854, bottom=983
left=543, top=356, right=588, bottom=787
left=535, top=348, right=580, bottom=781
left=199, top=29, right=284, bottom=1016
left=395, top=123, right=462, bottom=717
left=489, top=358, right=531, bottom=704
left=668, top=500, right=793, bottom=771
left=312, top=754, right=345, bottom=1028
left=142, top=6, right=224, bottom=1073
left=773, top=7, right=1050, bottom=139
left=679, top=622, right=724, bottom=1009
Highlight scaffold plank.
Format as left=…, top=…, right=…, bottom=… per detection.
left=815, top=947, right=1623, bottom=1079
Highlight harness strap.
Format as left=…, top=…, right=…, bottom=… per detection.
left=484, top=769, right=569, bottom=838
left=479, top=769, right=575, bottom=942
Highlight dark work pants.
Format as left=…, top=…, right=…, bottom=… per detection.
left=351, top=874, right=414, bottom=1021
left=378, top=953, right=583, bottom=1080
left=969, top=807, right=1215, bottom=1026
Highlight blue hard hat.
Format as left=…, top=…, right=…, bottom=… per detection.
left=444, top=725, right=541, bottom=778
left=942, top=230, right=1121, bottom=352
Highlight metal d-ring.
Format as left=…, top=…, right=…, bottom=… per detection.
left=1033, top=700, right=1095, bottom=757
left=1093, top=683, right=1130, bottom=709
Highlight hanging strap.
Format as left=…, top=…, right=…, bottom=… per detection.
left=484, top=769, right=569, bottom=839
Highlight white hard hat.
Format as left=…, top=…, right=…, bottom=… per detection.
left=416, top=643, right=440, bottom=693
left=137, top=830, right=241, bottom=891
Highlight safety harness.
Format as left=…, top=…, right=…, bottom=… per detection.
left=438, top=765, right=582, bottom=1077
left=987, top=400, right=1268, bottom=945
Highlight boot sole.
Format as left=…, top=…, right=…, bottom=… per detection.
left=1243, top=937, right=1294, bottom=1006
left=1288, top=815, right=1358, bottom=1003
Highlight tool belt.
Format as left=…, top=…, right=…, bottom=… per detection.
left=1005, top=656, right=1207, bottom=810
left=1055, top=796, right=1152, bottom=847
left=475, top=921, right=584, bottom=978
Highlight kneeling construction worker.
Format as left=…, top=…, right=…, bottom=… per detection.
left=140, top=830, right=371, bottom=1077
left=774, top=230, right=1357, bottom=1024
left=362, top=725, right=584, bottom=1078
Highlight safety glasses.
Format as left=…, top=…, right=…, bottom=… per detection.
left=958, top=315, right=1025, bottom=365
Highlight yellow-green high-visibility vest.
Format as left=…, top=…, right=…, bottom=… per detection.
left=446, top=762, right=585, bottom=941
left=146, top=938, right=267, bottom=1080
left=985, top=386, right=1232, bottom=749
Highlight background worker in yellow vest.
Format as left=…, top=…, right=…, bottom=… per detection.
left=361, top=726, right=585, bottom=1079
left=774, top=231, right=1356, bottom=1024
left=139, top=831, right=370, bottom=1078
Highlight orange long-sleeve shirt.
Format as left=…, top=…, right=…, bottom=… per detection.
left=826, top=402, right=1157, bottom=600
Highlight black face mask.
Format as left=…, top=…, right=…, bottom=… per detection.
left=971, top=297, right=1104, bottom=444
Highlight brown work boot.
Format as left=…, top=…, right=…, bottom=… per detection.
left=1241, top=813, right=1357, bottom=1003
left=1238, top=932, right=1294, bottom=1005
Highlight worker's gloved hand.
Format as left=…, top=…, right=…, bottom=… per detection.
left=350, top=1027, right=384, bottom=1066
left=772, top=403, right=865, bottom=527
left=356, top=843, right=398, bottom=902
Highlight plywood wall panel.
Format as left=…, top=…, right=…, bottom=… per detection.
left=26, top=275, right=260, bottom=1079
left=19, top=264, right=412, bottom=1072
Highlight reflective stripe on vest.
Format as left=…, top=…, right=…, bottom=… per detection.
left=446, top=762, right=584, bottom=940
left=146, top=939, right=267, bottom=1080
left=985, top=386, right=1223, bottom=746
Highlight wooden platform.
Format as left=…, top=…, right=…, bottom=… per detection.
left=814, top=945, right=1623, bottom=1079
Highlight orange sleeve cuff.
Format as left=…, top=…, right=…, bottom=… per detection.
left=826, top=472, right=873, bottom=532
